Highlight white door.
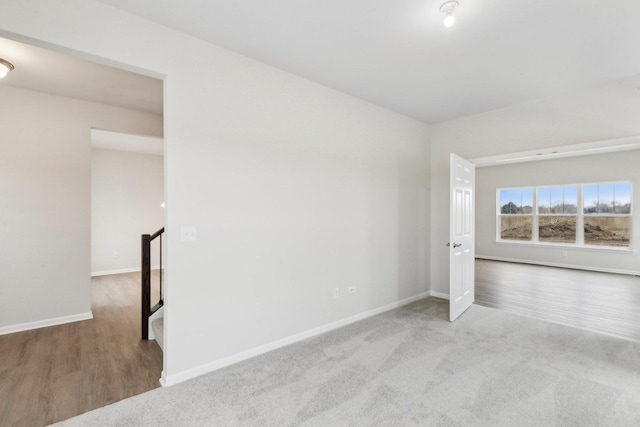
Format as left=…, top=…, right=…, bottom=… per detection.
left=449, top=153, right=475, bottom=321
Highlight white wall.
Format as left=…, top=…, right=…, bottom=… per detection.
left=430, top=75, right=640, bottom=296
left=0, top=0, right=431, bottom=384
left=0, top=84, right=163, bottom=333
left=476, top=150, right=640, bottom=274
left=91, top=148, right=164, bottom=275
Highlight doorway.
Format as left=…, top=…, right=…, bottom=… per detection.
left=470, top=141, right=640, bottom=339
left=0, top=35, right=166, bottom=424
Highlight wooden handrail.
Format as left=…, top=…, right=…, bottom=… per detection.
left=150, top=227, right=164, bottom=240
left=141, top=227, right=164, bottom=340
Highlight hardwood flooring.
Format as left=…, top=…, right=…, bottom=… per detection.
left=0, top=273, right=162, bottom=427
left=475, top=259, right=640, bottom=342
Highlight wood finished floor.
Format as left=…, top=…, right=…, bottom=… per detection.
left=475, top=259, right=640, bottom=342
left=0, top=273, right=163, bottom=427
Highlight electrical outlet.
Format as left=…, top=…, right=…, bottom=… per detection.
left=113, top=251, right=119, bottom=259
left=348, top=286, right=357, bottom=294
left=562, top=251, right=568, bottom=257
left=333, top=288, right=339, bottom=299
left=180, top=226, right=197, bottom=242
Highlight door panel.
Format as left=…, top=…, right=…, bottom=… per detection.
left=450, top=154, right=475, bottom=321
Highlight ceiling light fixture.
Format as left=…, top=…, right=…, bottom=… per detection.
left=440, top=1, right=459, bottom=28
left=0, top=58, right=14, bottom=78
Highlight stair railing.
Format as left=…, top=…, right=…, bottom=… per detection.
left=141, top=227, right=164, bottom=339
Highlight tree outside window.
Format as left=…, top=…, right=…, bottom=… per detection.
left=498, top=188, right=533, bottom=241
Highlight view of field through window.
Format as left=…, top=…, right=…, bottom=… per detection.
left=500, top=216, right=532, bottom=241
left=583, top=183, right=631, bottom=246
left=537, top=185, right=577, bottom=243
left=498, top=182, right=632, bottom=247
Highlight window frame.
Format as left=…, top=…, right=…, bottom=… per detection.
left=536, top=185, right=579, bottom=245
left=496, top=181, right=633, bottom=249
left=582, top=182, right=632, bottom=248
left=496, top=186, right=535, bottom=242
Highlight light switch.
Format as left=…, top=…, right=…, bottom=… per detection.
left=180, top=226, right=197, bottom=242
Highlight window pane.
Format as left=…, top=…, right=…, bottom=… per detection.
left=550, top=187, right=564, bottom=214
left=584, top=182, right=632, bottom=215
left=511, top=189, right=523, bottom=213
left=583, top=185, right=598, bottom=214
left=499, top=190, right=511, bottom=212
left=563, top=186, right=578, bottom=213
left=584, top=217, right=630, bottom=247
left=598, top=184, right=614, bottom=213
left=538, top=216, right=576, bottom=244
left=499, top=188, right=533, bottom=214
left=500, top=216, right=532, bottom=241
left=521, top=189, right=534, bottom=214
left=538, top=187, right=551, bottom=214
left=540, top=186, right=577, bottom=214
left=614, top=183, right=631, bottom=214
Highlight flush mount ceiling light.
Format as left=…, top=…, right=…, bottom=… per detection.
left=440, top=1, right=460, bottom=28
left=0, top=58, right=14, bottom=78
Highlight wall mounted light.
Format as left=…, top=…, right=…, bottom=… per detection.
left=440, top=1, right=460, bottom=28
left=0, top=58, right=14, bottom=78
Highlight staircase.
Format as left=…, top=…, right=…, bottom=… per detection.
left=141, top=227, right=165, bottom=351
left=151, top=317, right=164, bottom=351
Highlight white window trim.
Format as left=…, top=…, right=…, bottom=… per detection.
left=494, top=240, right=636, bottom=254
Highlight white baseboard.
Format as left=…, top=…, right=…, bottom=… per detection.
left=91, top=265, right=162, bottom=277
left=476, top=255, right=640, bottom=276
left=429, top=291, right=450, bottom=300
left=0, top=312, right=93, bottom=336
left=161, top=291, right=430, bottom=387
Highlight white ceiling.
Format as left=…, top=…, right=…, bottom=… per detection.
left=94, top=0, right=640, bottom=124
left=0, top=37, right=163, bottom=115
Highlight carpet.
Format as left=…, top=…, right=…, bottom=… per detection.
left=53, top=297, right=640, bottom=426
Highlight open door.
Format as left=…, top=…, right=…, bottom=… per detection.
left=449, top=153, right=475, bottom=321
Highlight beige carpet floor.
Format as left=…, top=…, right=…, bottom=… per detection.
left=54, top=297, right=640, bottom=426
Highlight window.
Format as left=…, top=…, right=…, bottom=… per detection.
left=537, top=186, right=577, bottom=244
left=498, top=188, right=533, bottom=241
left=583, top=183, right=631, bottom=247
left=497, top=182, right=632, bottom=248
